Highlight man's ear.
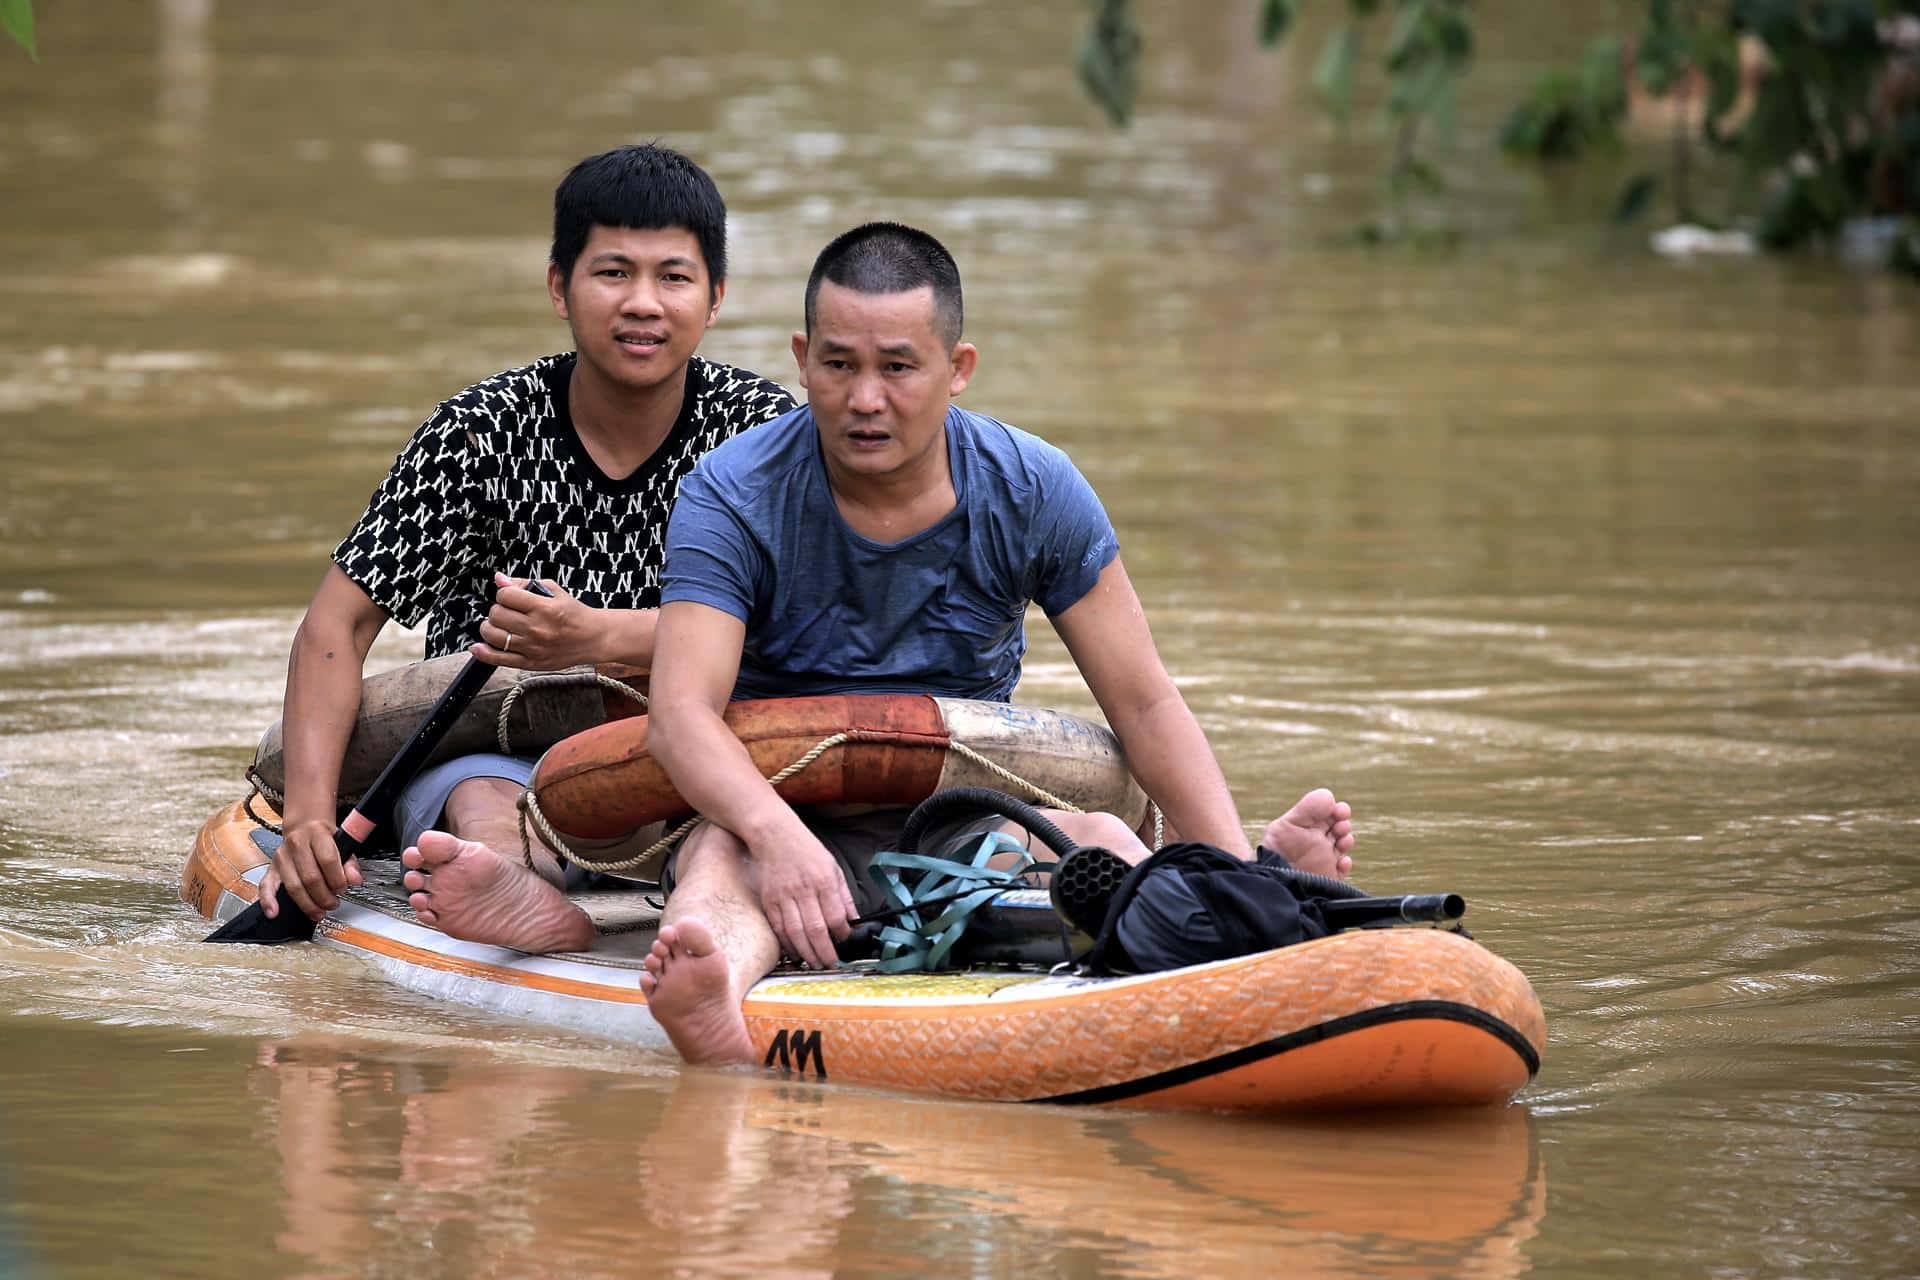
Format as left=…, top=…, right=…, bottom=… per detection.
left=790, top=331, right=811, bottom=388
left=547, top=262, right=569, bottom=320
left=705, top=279, right=727, bottom=328
left=948, top=342, right=978, bottom=397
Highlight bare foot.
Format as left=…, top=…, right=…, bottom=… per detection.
left=640, top=919, right=756, bottom=1066
left=400, top=830, right=595, bottom=954
left=1260, top=788, right=1356, bottom=880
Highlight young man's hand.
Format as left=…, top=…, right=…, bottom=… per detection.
left=472, top=573, right=607, bottom=669
left=259, top=817, right=363, bottom=920
left=750, top=833, right=856, bottom=969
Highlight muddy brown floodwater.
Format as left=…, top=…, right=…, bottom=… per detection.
left=2, top=2, right=1916, bottom=1276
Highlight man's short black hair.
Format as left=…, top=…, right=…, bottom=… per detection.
left=804, top=222, right=963, bottom=350
left=551, top=144, right=727, bottom=290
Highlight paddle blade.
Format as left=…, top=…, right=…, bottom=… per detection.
left=203, top=888, right=319, bottom=944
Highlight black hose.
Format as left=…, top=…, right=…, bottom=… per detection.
left=1255, top=850, right=1371, bottom=900
left=896, top=787, right=1080, bottom=860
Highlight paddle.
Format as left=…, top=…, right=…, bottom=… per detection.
left=205, top=582, right=553, bottom=945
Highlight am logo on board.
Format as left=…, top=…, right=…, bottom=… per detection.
left=764, top=1028, right=827, bottom=1078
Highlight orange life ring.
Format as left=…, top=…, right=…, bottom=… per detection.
left=530, top=694, right=1147, bottom=841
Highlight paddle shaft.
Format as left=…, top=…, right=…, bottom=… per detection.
left=205, top=582, right=552, bottom=944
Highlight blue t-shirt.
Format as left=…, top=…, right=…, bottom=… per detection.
left=660, top=404, right=1118, bottom=701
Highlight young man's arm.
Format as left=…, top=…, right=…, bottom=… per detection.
left=261, top=566, right=390, bottom=919
left=645, top=599, right=857, bottom=968
left=1050, top=556, right=1254, bottom=859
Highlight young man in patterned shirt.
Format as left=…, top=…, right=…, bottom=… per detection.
left=258, top=145, right=794, bottom=937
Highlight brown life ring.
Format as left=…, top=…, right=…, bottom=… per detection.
left=529, top=694, right=1147, bottom=844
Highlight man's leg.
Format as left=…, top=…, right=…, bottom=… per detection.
left=440, top=775, right=566, bottom=886
left=639, top=821, right=779, bottom=1066
left=1024, top=797, right=1355, bottom=879
left=1042, top=811, right=1151, bottom=862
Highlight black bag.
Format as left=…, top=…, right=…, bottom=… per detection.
left=1077, top=842, right=1332, bottom=975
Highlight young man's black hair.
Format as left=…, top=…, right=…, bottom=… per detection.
left=803, top=220, right=963, bottom=349
left=551, top=144, right=728, bottom=289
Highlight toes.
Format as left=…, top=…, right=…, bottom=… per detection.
left=675, top=918, right=719, bottom=958
left=402, top=869, right=428, bottom=892
left=414, top=830, right=465, bottom=866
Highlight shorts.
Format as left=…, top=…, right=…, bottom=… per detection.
left=393, top=752, right=535, bottom=851
left=393, top=751, right=652, bottom=890
left=659, top=806, right=1018, bottom=917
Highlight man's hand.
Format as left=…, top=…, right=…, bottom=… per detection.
left=750, top=832, right=856, bottom=970
left=472, top=573, right=605, bottom=669
left=259, top=817, right=363, bottom=920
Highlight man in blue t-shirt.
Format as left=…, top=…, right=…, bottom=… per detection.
left=633, top=222, right=1358, bottom=1066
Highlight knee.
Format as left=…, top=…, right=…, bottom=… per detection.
left=1054, top=811, right=1146, bottom=857
left=671, top=823, right=751, bottom=885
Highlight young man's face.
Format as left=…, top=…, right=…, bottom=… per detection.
left=549, top=225, right=723, bottom=396
left=792, top=281, right=976, bottom=484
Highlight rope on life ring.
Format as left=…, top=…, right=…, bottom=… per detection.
left=518, top=730, right=853, bottom=875
left=497, top=671, right=647, bottom=755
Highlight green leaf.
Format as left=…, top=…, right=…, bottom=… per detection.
left=1384, top=0, right=1425, bottom=71
left=1432, top=2, right=1473, bottom=65
left=1075, top=0, right=1142, bottom=127
left=1636, top=0, right=1691, bottom=96
left=1611, top=173, right=1660, bottom=223
left=1498, top=83, right=1562, bottom=158
left=1578, top=34, right=1627, bottom=119
left=1258, top=0, right=1298, bottom=47
left=1389, top=55, right=1451, bottom=121
left=2, top=0, right=36, bottom=62
left=1313, top=23, right=1361, bottom=124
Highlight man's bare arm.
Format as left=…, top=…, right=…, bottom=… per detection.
left=264, top=565, right=390, bottom=918
left=1050, top=556, right=1253, bottom=859
left=647, top=600, right=855, bottom=967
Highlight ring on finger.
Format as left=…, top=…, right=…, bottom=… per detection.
left=503, top=632, right=514, bottom=653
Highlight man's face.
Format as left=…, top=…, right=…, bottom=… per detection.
left=549, top=225, right=722, bottom=395
left=792, top=282, right=975, bottom=483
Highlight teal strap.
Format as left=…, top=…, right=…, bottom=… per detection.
left=865, top=832, right=1039, bottom=972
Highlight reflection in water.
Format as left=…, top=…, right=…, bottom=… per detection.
left=254, top=1040, right=1544, bottom=1279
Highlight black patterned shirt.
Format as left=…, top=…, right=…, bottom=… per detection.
left=334, top=353, right=796, bottom=659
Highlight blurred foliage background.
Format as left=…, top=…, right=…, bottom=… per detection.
left=1078, top=0, right=1919, bottom=269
